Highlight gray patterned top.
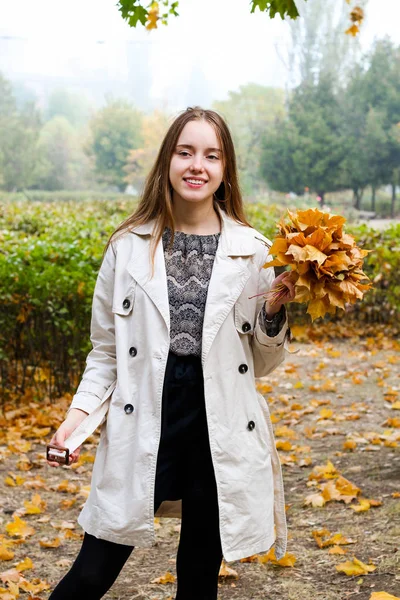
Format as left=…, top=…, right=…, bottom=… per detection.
left=162, top=227, right=285, bottom=357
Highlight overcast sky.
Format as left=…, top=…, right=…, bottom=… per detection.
left=0, top=0, right=399, bottom=111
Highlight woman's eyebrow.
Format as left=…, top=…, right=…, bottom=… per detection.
left=176, top=144, right=221, bottom=153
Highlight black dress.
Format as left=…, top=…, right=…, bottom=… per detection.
left=155, top=228, right=221, bottom=506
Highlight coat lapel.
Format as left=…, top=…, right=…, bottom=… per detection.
left=126, top=222, right=170, bottom=332
left=201, top=207, right=256, bottom=366
left=125, top=206, right=257, bottom=365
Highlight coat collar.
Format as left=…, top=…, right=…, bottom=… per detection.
left=130, top=203, right=257, bottom=257
left=127, top=204, right=257, bottom=367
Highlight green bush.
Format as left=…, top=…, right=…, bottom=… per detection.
left=0, top=196, right=137, bottom=400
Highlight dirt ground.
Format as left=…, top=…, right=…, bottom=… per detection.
left=0, top=329, right=399, bottom=600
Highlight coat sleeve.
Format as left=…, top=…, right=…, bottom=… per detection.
left=66, top=243, right=118, bottom=416
left=251, top=244, right=290, bottom=379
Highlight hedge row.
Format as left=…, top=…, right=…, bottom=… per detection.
left=1, top=197, right=399, bottom=400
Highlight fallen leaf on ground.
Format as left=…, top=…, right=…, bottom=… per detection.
left=218, top=561, right=239, bottom=578
left=257, top=548, right=296, bottom=567
left=151, top=571, right=176, bottom=584
left=15, top=557, right=33, bottom=572
left=39, top=537, right=61, bottom=548
left=336, top=557, right=376, bottom=576
left=312, top=529, right=355, bottom=548
left=370, top=593, right=400, bottom=600
left=329, top=545, right=347, bottom=555
left=5, top=517, right=35, bottom=539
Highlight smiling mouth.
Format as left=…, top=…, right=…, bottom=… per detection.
left=184, top=178, right=207, bottom=186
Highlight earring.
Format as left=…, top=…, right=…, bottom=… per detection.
left=214, top=181, right=231, bottom=203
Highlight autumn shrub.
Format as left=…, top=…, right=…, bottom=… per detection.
left=0, top=196, right=137, bottom=401
left=0, top=197, right=398, bottom=401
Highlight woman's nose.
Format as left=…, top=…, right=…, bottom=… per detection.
left=190, top=158, right=204, bottom=172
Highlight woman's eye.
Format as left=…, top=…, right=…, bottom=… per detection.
left=208, top=155, right=219, bottom=160
left=179, top=151, right=190, bottom=157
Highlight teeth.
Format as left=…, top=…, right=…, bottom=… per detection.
left=186, top=179, right=204, bottom=184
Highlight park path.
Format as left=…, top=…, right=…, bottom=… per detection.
left=0, top=329, right=399, bottom=600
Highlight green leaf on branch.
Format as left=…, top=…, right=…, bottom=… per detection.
left=117, top=0, right=179, bottom=28
left=250, top=0, right=302, bottom=20
left=118, top=0, right=148, bottom=27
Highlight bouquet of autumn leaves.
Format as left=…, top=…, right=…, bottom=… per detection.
left=263, top=208, right=372, bottom=321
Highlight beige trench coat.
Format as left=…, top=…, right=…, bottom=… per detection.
left=67, top=205, right=289, bottom=562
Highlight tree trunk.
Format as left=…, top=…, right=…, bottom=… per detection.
left=391, top=183, right=396, bottom=219
left=353, top=188, right=361, bottom=210
left=371, top=186, right=376, bottom=212
left=319, top=191, right=325, bottom=207
left=359, top=187, right=364, bottom=209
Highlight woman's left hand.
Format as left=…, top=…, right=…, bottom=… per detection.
left=264, top=271, right=296, bottom=318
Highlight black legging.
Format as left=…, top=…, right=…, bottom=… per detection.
left=49, top=351, right=223, bottom=600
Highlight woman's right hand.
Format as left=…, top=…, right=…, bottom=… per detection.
left=47, top=408, right=89, bottom=467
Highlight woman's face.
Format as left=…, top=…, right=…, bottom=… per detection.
left=169, top=120, right=224, bottom=207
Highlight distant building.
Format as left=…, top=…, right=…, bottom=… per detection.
left=0, top=35, right=153, bottom=111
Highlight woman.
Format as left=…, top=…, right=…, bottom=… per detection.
left=47, top=106, right=295, bottom=599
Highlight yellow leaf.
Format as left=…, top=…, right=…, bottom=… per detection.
left=146, top=2, right=159, bottom=30
left=56, top=480, right=80, bottom=494
left=335, top=475, right=361, bottom=502
left=7, top=440, right=31, bottom=453
left=24, top=493, right=46, bottom=514
left=370, top=593, right=400, bottom=600
left=59, top=498, right=77, bottom=510
left=275, top=552, right=297, bottom=567
left=239, top=555, right=259, bottom=563
left=0, top=590, right=16, bottom=600
left=19, top=578, right=50, bottom=594
left=218, top=561, right=239, bottom=578
left=63, top=530, right=81, bottom=540
left=256, top=548, right=296, bottom=567
left=276, top=440, right=293, bottom=452
left=322, top=533, right=355, bottom=548
left=15, top=557, right=33, bottom=572
left=151, top=571, right=176, bottom=584
left=344, top=440, right=357, bottom=450
left=350, top=498, right=371, bottom=512
left=5, top=516, right=35, bottom=539
left=275, top=426, right=298, bottom=439
left=309, top=460, right=338, bottom=480
left=0, top=545, right=14, bottom=561
left=319, top=408, right=333, bottom=419
left=336, top=557, right=376, bottom=576
left=307, top=297, right=329, bottom=321
left=39, top=537, right=61, bottom=548
left=329, top=545, right=347, bottom=555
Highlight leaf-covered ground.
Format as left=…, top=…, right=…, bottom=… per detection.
left=0, top=328, right=399, bottom=600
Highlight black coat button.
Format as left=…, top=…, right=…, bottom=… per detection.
left=122, top=298, right=131, bottom=309
left=129, top=347, right=137, bottom=357
left=124, top=404, right=134, bottom=414
left=242, top=322, right=251, bottom=332
left=238, top=363, right=248, bottom=374
left=247, top=420, right=255, bottom=431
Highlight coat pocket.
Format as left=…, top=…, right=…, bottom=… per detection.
left=112, top=281, right=136, bottom=316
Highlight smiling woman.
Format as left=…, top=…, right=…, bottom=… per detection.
left=46, top=106, right=294, bottom=600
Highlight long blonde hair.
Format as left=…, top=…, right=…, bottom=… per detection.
left=104, top=106, right=251, bottom=271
